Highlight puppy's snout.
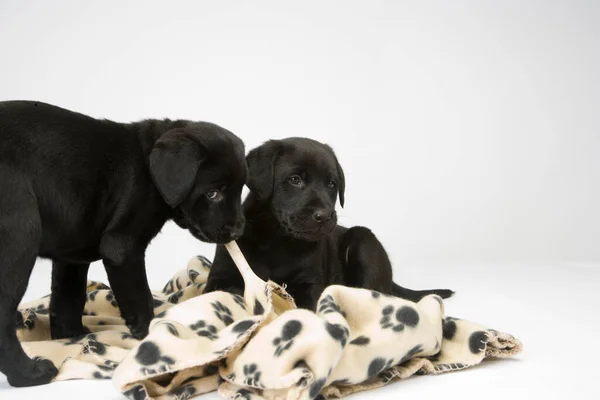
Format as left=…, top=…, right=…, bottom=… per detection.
left=224, top=218, right=245, bottom=240
left=313, top=209, right=333, bottom=223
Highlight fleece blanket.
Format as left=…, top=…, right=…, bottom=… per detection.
left=16, top=246, right=522, bottom=400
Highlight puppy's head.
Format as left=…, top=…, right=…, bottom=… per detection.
left=149, top=122, right=247, bottom=244
left=246, top=137, right=345, bottom=241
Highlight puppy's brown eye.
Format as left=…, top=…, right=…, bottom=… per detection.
left=288, top=175, right=302, bottom=186
left=328, top=181, right=336, bottom=189
left=206, top=190, right=221, bottom=201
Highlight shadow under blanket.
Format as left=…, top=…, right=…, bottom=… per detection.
left=17, top=255, right=522, bottom=400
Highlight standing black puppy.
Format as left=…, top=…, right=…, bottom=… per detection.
left=205, top=138, right=453, bottom=310
left=0, top=101, right=247, bottom=387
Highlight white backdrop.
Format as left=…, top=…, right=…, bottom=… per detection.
left=1, top=0, right=599, bottom=296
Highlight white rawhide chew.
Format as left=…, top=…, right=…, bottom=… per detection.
left=224, top=240, right=254, bottom=279
left=224, top=240, right=262, bottom=306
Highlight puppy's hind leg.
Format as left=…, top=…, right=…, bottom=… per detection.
left=0, top=176, right=58, bottom=387
left=341, top=226, right=454, bottom=301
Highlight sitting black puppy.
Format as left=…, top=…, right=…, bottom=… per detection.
left=0, top=101, right=247, bottom=387
left=205, top=137, right=453, bottom=310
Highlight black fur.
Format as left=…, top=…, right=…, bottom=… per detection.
left=0, top=100, right=247, bottom=387
left=205, top=137, right=454, bottom=310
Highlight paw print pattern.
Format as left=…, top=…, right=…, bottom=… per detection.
left=468, top=331, right=489, bottom=354
left=105, top=292, right=118, bottom=307
left=123, top=385, right=146, bottom=400
left=325, top=322, right=350, bottom=347
left=16, top=311, right=36, bottom=330
left=134, top=341, right=175, bottom=375
left=367, top=357, right=396, bottom=378
left=317, top=295, right=346, bottom=317
left=380, top=305, right=420, bottom=332
left=236, top=389, right=253, bottom=400
left=272, top=320, right=303, bottom=357
left=232, top=294, right=247, bottom=310
left=442, top=317, right=458, bottom=340
left=168, top=290, right=184, bottom=304
left=153, top=298, right=165, bottom=309
left=162, top=277, right=183, bottom=295
left=242, top=363, right=264, bottom=387
left=32, top=304, right=49, bottom=315
left=171, top=384, right=197, bottom=399
left=188, top=268, right=200, bottom=283
left=399, top=344, right=424, bottom=364
left=212, top=301, right=234, bottom=326
left=88, top=290, right=99, bottom=301
left=83, top=337, right=107, bottom=356
left=190, top=320, right=218, bottom=340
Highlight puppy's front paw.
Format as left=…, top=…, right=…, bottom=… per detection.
left=7, top=358, right=58, bottom=387
left=128, top=323, right=150, bottom=340
left=51, top=323, right=90, bottom=340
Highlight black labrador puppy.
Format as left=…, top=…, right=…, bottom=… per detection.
left=0, top=101, right=247, bottom=387
left=205, top=137, right=453, bottom=310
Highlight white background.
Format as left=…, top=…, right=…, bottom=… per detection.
left=1, top=1, right=599, bottom=399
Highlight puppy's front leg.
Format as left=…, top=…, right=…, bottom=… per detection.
left=50, top=262, right=90, bottom=339
left=100, top=235, right=153, bottom=339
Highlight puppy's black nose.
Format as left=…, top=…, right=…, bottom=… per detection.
left=313, top=209, right=333, bottom=223
left=226, top=218, right=245, bottom=240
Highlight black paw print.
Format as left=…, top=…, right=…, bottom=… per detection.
left=100, top=360, right=119, bottom=371
left=153, top=298, right=165, bottom=309
left=168, top=290, right=184, bottom=304
left=162, top=278, right=175, bottom=294
left=16, top=311, right=36, bottom=330
left=123, top=385, right=146, bottom=400
left=33, top=304, right=49, bottom=315
left=236, top=389, right=253, bottom=400
left=188, top=268, right=200, bottom=283
left=212, top=301, right=234, bottom=326
left=367, top=357, right=396, bottom=378
left=399, top=344, right=424, bottom=364
left=380, top=305, right=420, bottom=332
left=88, top=290, right=99, bottom=301
left=243, top=363, right=263, bottom=387
left=442, top=317, right=458, bottom=340
left=134, top=341, right=175, bottom=375
left=273, top=320, right=303, bottom=357
left=195, top=255, right=212, bottom=267
left=106, top=292, right=118, bottom=308
left=190, top=320, right=218, bottom=340
left=233, top=294, right=247, bottom=310
left=172, top=384, right=197, bottom=399
left=325, top=322, right=349, bottom=347
left=83, top=337, right=107, bottom=356
left=317, top=295, right=346, bottom=317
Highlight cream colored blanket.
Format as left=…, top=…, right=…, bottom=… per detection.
left=17, top=250, right=521, bottom=400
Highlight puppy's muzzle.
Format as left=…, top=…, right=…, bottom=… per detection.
left=220, top=218, right=246, bottom=242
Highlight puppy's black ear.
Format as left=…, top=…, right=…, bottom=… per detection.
left=336, top=156, right=346, bottom=208
left=323, top=144, right=346, bottom=208
left=246, top=140, right=282, bottom=201
left=149, top=130, right=204, bottom=207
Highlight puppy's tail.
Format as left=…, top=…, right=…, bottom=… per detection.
left=391, top=282, right=454, bottom=302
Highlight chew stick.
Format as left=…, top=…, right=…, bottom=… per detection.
left=224, top=241, right=255, bottom=281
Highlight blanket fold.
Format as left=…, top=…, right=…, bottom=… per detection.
left=17, top=255, right=521, bottom=400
